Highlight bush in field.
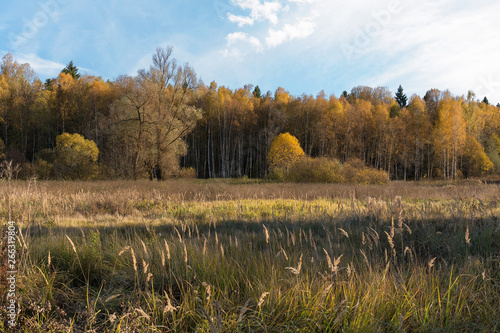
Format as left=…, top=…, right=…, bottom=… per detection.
left=287, top=157, right=344, bottom=183
left=268, top=133, right=305, bottom=178
left=351, top=167, right=390, bottom=184
left=342, top=158, right=390, bottom=184
left=462, top=136, right=494, bottom=177
left=178, top=167, right=197, bottom=179
left=53, top=133, right=99, bottom=180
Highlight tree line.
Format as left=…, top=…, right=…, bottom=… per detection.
left=1, top=49, right=499, bottom=180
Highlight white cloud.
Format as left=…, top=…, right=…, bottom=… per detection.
left=12, top=53, right=65, bottom=77
left=224, top=32, right=264, bottom=59
left=227, top=14, right=256, bottom=27
left=265, top=19, right=315, bottom=47
left=355, top=0, right=500, bottom=102
left=228, top=0, right=282, bottom=26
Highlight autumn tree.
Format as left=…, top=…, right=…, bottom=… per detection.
left=267, top=132, right=305, bottom=177
left=110, top=47, right=201, bottom=179
left=0, top=53, right=40, bottom=161
left=53, top=133, right=99, bottom=179
left=433, top=96, right=466, bottom=179
left=461, top=136, right=493, bottom=177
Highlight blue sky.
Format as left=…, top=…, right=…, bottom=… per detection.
left=1, top=0, right=500, bottom=103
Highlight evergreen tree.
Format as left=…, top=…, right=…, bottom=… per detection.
left=61, top=61, right=80, bottom=79
left=395, top=85, right=408, bottom=108
left=482, top=96, right=489, bottom=105
left=253, top=85, right=262, bottom=98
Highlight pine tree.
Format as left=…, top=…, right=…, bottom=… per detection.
left=395, top=85, right=408, bottom=108
left=61, top=61, right=80, bottom=79
left=253, top=85, right=262, bottom=98
left=482, top=96, right=489, bottom=105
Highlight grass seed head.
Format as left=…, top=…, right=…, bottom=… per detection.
left=338, top=228, right=349, bottom=238
left=140, top=239, right=148, bottom=257
left=65, top=235, right=77, bottom=253
left=164, top=240, right=171, bottom=260
left=258, top=292, right=269, bottom=307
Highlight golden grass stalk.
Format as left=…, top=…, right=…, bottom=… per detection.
left=118, top=246, right=131, bottom=256
left=47, top=251, right=51, bottom=268
left=338, top=228, right=349, bottom=238
left=130, top=248, right=137, bottom=273
left=105, top=294, right=121, bottom=303
left=257, top=292, right=269, bottom=307
left=174, top=226, right=183, bottom=244
left=161, top=250, right=165, bottom=268
left=465, top=226, right=471, bottom=245
left=280, top=245, right=289, bottom=261
left=163, top=292, right=178, bottom=313
left=263, top=224, right=270, bottom=244
left=135, top=308, right=150, bottom=321
left=323, top=248, right=333, bottom=272
left=140, top=240, right=148, bottom=257
left=164, top=240, right=171, bottom=260
left=428, top=257, right=436, bottom=270
left=142, top=259, right=148, bottom=274
left=286, top=254, right=302, bottom=275
left=65, top=235, right=77, bottom=253
left=322, top=283, right=333, bottom=297
left=333, top=254, right=343, bottom=274
left=183, top=243, right=188, bottom=264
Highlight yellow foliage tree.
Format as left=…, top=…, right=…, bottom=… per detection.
left=267, top=133, right=305, bottom=177
left=462, top=136, right=494, bottom=177
left=54, top=133, right=99, bottom=179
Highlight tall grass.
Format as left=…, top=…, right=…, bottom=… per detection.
left=0, top=179, right=499, bottom=332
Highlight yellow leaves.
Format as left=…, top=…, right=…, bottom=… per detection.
left=462, top=135, right=494, bottom=176
left=55, top=133, right=99, bottom=179
left=274, top=87, right=292, bottom=105
left=57, top=72, right=76, bottom=90
left=267, top=133, right=305, bottom=174
left=56, top=133, right=99, bottom=163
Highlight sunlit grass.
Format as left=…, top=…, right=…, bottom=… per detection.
left=1, top=179, right=499, bottom=332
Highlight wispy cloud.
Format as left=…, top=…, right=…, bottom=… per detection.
left=11, top=53, right=65, bottom=77
left=227, top=32, right=264, bottom=52
left=265, top=18, right=315, bottom=47
left=228, top=0, right=283, bottom=26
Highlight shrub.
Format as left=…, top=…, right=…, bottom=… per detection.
left=53, top=133, right=99, bottom=180
left=178, top=167, right=197, bottom=179
left=352, top=167, right=390, bottom=185
left=268, top=133, right=305, bottom=176
left=342, top=158, right=389, bottom=184
left=34, top=159, right=54, bottom=180
left=462, top=136, right=494, bottom=177
left=287, top=157, right=344, bottom=183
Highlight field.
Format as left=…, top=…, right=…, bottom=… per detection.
left=1, top=179, right=500, bottom=332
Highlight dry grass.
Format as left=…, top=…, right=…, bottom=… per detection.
left=0, top=179, right=499, bottom=332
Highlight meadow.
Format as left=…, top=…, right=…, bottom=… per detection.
left=1, top=179, right=499, bottom=332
